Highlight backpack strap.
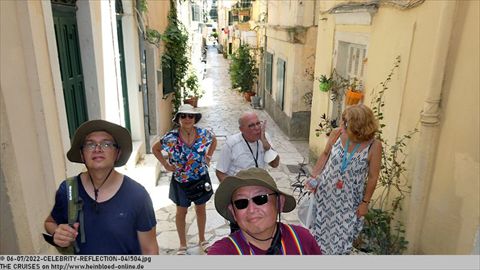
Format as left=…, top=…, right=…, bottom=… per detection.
left=65, top=176, right=85, bottom=253
left=284, top=224, right=303, bottom=255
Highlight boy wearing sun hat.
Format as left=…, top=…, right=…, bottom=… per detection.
left=44, top=120, right=158, bottom=254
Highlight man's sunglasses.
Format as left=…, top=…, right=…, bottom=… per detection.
left=232, top=193, right=277, bottom=210
left=180, top=113, right=195, bottom=119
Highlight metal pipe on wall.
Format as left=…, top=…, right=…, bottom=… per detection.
left=405, top=0, right=458, bottom=254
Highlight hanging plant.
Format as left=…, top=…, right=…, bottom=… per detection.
left=318, top=75, right=333, bottom=92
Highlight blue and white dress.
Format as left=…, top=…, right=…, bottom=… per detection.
left=311, top=136, right=372, bottom=255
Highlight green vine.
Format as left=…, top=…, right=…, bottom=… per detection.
left=145, top=27, right=161, bottom=46
left=162, top=0, right=190, bottom=113
left=138, top=0, right=148, bottom=13
left=354, top=56, right=418, bottom=254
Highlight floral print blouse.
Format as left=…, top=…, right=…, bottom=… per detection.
left=159, top=127, right=214, bottom=183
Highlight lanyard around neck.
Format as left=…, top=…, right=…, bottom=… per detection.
left=340, top=139, right=360, bottom=174
left=242, top=135, right=258, bottom=167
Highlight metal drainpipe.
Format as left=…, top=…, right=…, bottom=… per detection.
left=261, top=1, right=268, bottom=109
left=405, top=0, right=457, bottom=254
left=136, top=0, right=151, bottom=153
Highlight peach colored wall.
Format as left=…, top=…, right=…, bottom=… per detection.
left=147, top=0, right=174, bottom=137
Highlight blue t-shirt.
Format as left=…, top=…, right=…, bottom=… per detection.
left=50, top=174, right=157, bottom=254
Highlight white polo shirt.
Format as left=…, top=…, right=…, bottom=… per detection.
left=216, top=132, right=274, bottom=176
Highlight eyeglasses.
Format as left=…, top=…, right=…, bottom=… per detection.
left=232, top=193, right=277, bottom=210
left=247, top=121, right=263, bottom=129
left=180, top=113, right=195, bottom=119
left=83, top=141, right=118, bottom=151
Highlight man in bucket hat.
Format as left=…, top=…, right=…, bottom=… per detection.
left=44, top=120, right=158, bottom=254
left=208, top=168, right=321, bottom=255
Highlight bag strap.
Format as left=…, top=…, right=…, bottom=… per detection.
left=65, top=176, right=85, bottom=253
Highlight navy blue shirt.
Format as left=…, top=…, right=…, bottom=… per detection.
left=51, top=174, right=157, bottom=254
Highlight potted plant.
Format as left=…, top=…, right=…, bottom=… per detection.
left=345, top=78, right=364, bottom=105
left=318, top=75, right=333, bottom=92
left=354, top=56, right=416, bottom=254
left=183, top=73, right=203, bottom=108
left=229, top=44, right=257, bottom=102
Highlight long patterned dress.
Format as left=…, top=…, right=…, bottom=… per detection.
left=311, top=136, right=372, bottom=255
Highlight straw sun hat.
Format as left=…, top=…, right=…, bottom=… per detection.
left=172, top=104, right=202, bottom=124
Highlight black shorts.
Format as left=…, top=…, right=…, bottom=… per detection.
left=169, top=174, right=213, bottom=207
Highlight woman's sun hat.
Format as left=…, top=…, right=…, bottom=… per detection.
left=172, top=104, right=202, bottom=124
left=66, top=119, right=132, bottom=167
left=214, top=167, right=296, bottom=223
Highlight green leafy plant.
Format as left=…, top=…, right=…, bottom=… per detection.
left=354, top=56, right=418, bottom=254
left=184, top=72, right=203, bottom=99
left=145, top=28, right=161, bottom=46
left=229, top=44, right=257, bottom=93
left=162, top=0, right=190, bottom=112
left=138, top=0, right=148, bottom=13
left=318, top=75, right=333, bottom=92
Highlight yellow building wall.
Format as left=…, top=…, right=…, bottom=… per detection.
left=310, top=0, right=479, bottom=253
left=419, top=1, right=479, bottom=254
left=147, top=0, right=174, bottom=137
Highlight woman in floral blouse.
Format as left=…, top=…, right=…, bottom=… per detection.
left=152, top=104, right=217, bottom=255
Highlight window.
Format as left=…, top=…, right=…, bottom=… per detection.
left=332, top=36, right=368, bottom=121
left=191, top=4, right=200, bottom=22
left=162, top=61, right=175, bottom=96
left=276, top=58, right=286, bottom=110
left=265, top=52, right=273, bottom=93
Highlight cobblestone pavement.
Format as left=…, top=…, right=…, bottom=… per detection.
left=149, top=46, right=311, bottom=255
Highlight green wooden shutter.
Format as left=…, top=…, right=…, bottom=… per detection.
left=265, top=52, right=273, bottom=93
left=276, top=58, right=286, bottom=110
left=52, top=2, right=88, bottom=138
left=116, top=0, right=131, bottom=131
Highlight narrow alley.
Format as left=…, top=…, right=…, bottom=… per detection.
left=152, top=45, right=310, bottom=255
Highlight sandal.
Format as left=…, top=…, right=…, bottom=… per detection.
left=199, top=240, right=210, bottom=253
left=176, top=246, right=187, bottom=255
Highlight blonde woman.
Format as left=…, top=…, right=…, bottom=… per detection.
left=307, top=104, right=382, bottom=254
